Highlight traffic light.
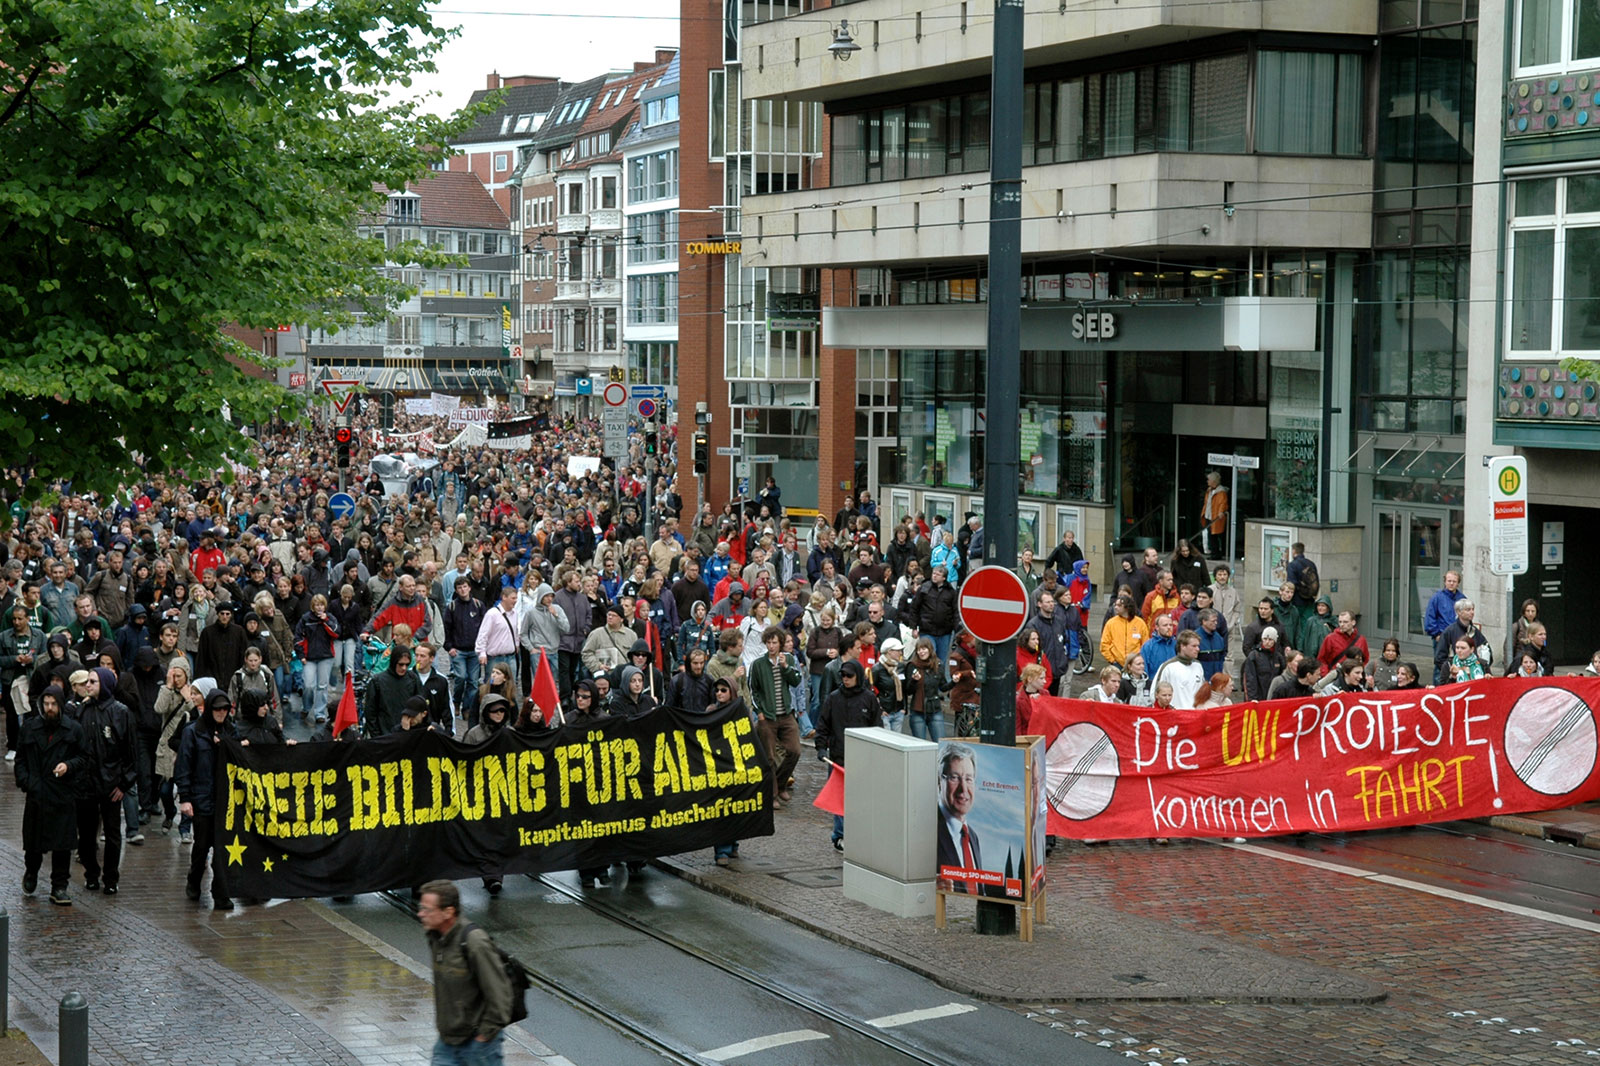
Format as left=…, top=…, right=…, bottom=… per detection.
left=335, top=425, right=353, bottom=468
left=608, top=366, right=625, bottom=383
left=693, top=433, right=709, bottom=475
left=644, top=427, right=659, bottom=457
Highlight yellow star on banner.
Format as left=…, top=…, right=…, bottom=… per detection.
left=225, top=835, right=247, bottom=866
left=262, top=857, right=275, bottom=873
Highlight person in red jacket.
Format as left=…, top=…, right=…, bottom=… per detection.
left=1316, top=610, right=1370, bottom=676
left=365, top=574, right=432, bottom=642
left=188, top=531, right=226, bottom=582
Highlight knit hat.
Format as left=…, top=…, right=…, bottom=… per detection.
left=1262, top=626, right=1279, bottom=643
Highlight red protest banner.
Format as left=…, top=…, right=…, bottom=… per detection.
left=1030, top=677, right=1600, bottom=840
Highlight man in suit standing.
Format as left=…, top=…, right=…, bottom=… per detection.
left=936, top=743, right=988, bottom=895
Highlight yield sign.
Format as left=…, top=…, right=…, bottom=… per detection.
left=958, top=565, right=1032, bottom=644
left=320, top=378, right=360, bottom=414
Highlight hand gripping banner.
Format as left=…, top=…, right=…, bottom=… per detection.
left=1029, top=677, right=1600, bottom=840
left=217, top=705, right=774, bottom=898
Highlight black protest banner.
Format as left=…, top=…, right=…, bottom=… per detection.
left=486, top=416, right=539, bottom=450
left=217, top=705, right=773, bottom=898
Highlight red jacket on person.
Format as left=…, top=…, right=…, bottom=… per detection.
left=1317, top=629, right=1370, bottom=674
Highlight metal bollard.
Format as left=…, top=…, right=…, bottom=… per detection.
left=1, top=904, right=8, bottom=1035
left=58, top=992, right=87, bottom=1066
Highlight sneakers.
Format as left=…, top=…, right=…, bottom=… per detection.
left=162, top=817, right=174, bottom=832
left=22, top=871, right=37, bottom=894
left=180, top=829, right=193, bottom=845
left=127, top=833, right=145, bottom=845
left=213, top=898, right=235, bottom=911
left=49, top=888, right=71, bottom=906
left=485, top=879, right=503, bottom=896
left=4, top=750, right=15, bottom=762
left=715, top=856, right=731, bottom=867
left=832, top=838, right=844, bottom=852
left=102, top=883, right=118, bottom=895
left=84, top=877, right=100, bottom=892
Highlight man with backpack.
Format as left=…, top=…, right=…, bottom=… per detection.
left=1285, top=543, right=1319, bottom=611
left=419, top=878, right=519, bottom=1064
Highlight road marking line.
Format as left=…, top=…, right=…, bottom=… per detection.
left=1215, top=841, right=1600, bottom=935
left=961, top=596, right=1027, bottom=614
left=867, top=1003, right=978, bottom=1028
left=702, top=1030, right=829, bottom=1061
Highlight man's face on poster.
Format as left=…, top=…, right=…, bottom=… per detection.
left=941, top=756, right=976, bottom=819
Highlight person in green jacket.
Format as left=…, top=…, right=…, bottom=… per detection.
left=747, top=625, right=803, bottom=807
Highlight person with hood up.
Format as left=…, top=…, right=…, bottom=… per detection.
left=676, top=600, right=717, bottom=665
left=706, top=581, right=749, bottom=632
left=1298, top=595, right=1337, bottom=665
left=28, top=632, right=78, bottom=712
left=566, top=679, right=608, bottom=726
left=518, top=582, right=569, bottom=677
left=611, top=664, right=658, bottom=719
left=195, top=601, right=248, bottom=688
left=16, top=685, right=89, bottom=905
left=71, top=666, right=138, bottom=894
left=1, top=603, right=46, bottom=760
left=113, top=603, right=153, bottom=668
left=72, top=618, right=112, bottom=668
left=175, top=688, right=237, bottom=910
left=154, top=661, right=198, bottom=839
left=365, top=645, right=420, bottom=737
left=130, top=647, right=165, bottom=826
left=814, top=660, right=877, bottom=849
left=462, top=692, right=513, bottom=896
left=235, top=689, right=292, bottom=747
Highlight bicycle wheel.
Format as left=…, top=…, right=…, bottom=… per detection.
left=1073, top=642, right=1094, bottom=675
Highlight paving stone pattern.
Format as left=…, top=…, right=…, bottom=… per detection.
left=0, top=791, right=562, bottom=1066
left=658, top=742, right=1600, bottom=1065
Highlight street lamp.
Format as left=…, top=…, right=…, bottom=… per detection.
left=829, top=19, right=861, bottom=61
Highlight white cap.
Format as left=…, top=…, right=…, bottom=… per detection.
left=880, top=637, right=903, bottom=654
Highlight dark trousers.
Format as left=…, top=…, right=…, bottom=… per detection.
left=189, top=813, right=230, bottom=903
left=3, top=684, right=20, bottom=753
left=26, top=849, right=71, bottom=892
left=558, top=650, right=581, bottom=701
left=137, top=732, right=159, bottom=813
left=758, top=713, right=802, bottom=802
left=76, top=797, right=122, bottom=887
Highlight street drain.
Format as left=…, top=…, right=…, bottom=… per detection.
left=1113, top=973, right=1152, bottom=985
left=777, top=870, right=845, bottom=888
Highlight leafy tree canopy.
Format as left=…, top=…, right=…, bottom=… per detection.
left=0, top=0, right=477, bottom=510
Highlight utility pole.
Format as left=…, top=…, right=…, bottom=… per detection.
left=975, top=0, right=1024, bottom=938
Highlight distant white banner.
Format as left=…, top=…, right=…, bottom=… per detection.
left=430, top=392, right=460, bottom=415
left=448, top=406, right=494, bottom=427
left=403, top=398, right=433, bottom=415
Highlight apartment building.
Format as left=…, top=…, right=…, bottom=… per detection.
left=447, top=73, right=567, bottom=216
left=621, top=55, right=681, bottom=399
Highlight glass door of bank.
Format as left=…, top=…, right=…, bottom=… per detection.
left=1374, top=506, right=1463, bottom=649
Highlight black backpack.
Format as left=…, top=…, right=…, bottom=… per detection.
left=1295, top=559, right=1320, bottom=602
left=460, top=922, right=530, bottom=1024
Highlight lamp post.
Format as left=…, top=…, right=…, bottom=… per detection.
left=975, top=0, right=1025, bottom=938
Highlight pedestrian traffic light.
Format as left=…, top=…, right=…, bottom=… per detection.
left=693, top=433, right=709, bottom=474
left=644, top=428, right=659, bottom=456
left=335, top=425, right=353, bottom=468
left=608, top=366, right=625, bottom=383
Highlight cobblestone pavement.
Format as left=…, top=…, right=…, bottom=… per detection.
left=656, top=743, right=1600, bottom=1066
left=0, top=788, right=568, bottom=1066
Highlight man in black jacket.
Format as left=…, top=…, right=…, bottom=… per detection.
left=910, top=565, right=959, bottom=669
left=16, top=685, right=89, bottom=905
left=195, top=602, right=248, bottom=688
left=70, top=667, right=138, bottom=895
left=175, top=689, right=237, bottom=910
left=443, top=578, right=485, bottom=725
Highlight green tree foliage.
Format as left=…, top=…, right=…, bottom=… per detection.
left=0, top=0, right=474, bottom=509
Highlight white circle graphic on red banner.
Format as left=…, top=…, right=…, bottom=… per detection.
left=1045, top=722, right=1120, bottom=820
left=1503, top=686, right=1597, bottom=796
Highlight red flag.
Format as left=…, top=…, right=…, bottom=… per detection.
left=331, top=671, right=359, bottom=737
left=813, top=762, right=845, bottom=817
left=531, top=648, right=562, bottom=725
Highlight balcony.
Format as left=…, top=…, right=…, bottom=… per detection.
left=555, top=278, right=621, bottom=301
left=589, top=208, right=622, bottom=232
left=556, top=214, right=589, bottom=235
left=740, top=0, right=1376, bottom=104
left=742, top=153, right=1374, bottom=269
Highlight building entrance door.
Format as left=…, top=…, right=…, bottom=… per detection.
left=1373, top=505, right=1462, bottom=652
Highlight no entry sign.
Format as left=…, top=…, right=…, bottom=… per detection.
left=603, top=382, right=628, bottom=407
left=958, top=565, right=1031, bottom=644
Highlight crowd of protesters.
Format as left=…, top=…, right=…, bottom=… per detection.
left=8, top=398, right=1577, bottom=904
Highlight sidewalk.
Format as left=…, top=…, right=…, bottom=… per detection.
left=654, top=749, right=1600, bottom=1065
left=1488, top=799, right=1600, bottom=849
left=0, top=793, right=566, bottom=1066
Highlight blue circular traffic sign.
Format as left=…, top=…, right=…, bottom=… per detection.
left=637, top=398, right=658, bottom=418
left=328, top=492, right=357, bottom=520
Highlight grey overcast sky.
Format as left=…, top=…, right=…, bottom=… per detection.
left=394, top=2, right=680, bottom=118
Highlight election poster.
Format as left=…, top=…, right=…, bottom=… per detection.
left=219, top=703, right=774, bottom=898
left=934, top=739, right=1029, bottom=900
left=1030, top=677, right=1600, bottom=840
